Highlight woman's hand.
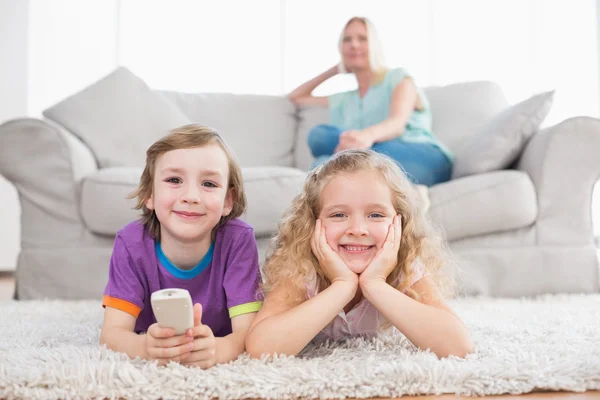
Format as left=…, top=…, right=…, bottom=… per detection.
left=335, top=130, right=374, bottom=152
left=359, top=215, right=402, bottom=287
left=311, top=219, right=359, bottom=287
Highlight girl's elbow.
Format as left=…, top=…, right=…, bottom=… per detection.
left=438, top=339, right=474, bottom=359
left=246, top=342, right=271, bottom=360
left=245, top=336, right=266, bottom=359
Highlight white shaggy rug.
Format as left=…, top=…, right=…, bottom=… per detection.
left=1, top=295, right=599, bottom=400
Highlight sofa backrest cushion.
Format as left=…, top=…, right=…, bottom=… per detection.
left=43, top=67, right=192, bottom=168
left=159, top=91, right=297, bottom=168
left=424, top=81, right=509, bottom=155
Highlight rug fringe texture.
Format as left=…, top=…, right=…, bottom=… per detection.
left=1, top=294, right=599, bottom=399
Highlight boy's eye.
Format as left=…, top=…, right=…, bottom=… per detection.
left=166, top=177, right=181, bottom=184
left=202, top=181, right=218, bottom=188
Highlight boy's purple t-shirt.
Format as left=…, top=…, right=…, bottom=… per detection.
left=102, top=218, right=262, bottom=336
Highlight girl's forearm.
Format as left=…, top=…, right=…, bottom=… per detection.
left=246, top=282, right=356, bottom=358
left=100, top=327, right=148, bottom=360
left=361, top=281, right=473, bottom=358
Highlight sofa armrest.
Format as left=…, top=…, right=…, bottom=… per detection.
left=517, top=116, right=600, bottom=245
left=0, top=118, right=98, bottom=247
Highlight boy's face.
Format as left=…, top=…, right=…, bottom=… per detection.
left=145, top=144, right=233, bottom=246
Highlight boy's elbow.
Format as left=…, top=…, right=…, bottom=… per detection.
left=99, top=330, right=109, bottom=346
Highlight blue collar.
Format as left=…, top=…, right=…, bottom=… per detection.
left=155, top=242, right=214, bottom=280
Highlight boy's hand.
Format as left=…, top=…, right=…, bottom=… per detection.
left=311, top=219, right=359, bottom=287
left=360, top=215, right=402, bottom=287
left=182, top=303, right=218, bottom=369
left=145, top=323, right=193, bottom=365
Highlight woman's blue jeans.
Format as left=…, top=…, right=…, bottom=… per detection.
left=308, top=124, right=452, bottom=187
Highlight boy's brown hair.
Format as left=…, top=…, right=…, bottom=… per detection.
left=129, top=124, right=247, bottom=240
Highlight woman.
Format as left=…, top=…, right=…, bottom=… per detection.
left=288, top=17, right=453, bottom=187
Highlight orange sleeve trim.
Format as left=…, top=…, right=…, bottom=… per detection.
left=102, top=295, right=142, bottom=318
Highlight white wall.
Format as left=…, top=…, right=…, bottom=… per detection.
left=0, top=0, right=119, bottom=270
left=0, top=0, right=28, bottom=270
left=28, top=0, right=119, bottom=116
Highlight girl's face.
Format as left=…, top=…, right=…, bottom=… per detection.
left=145, top=144, right=233, bottom=247
left=318, top=170, right=398, bottom=274
left=341, top=20, right=370, bottom=71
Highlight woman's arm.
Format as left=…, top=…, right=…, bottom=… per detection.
left=361, top=277, right=473, bottom=358
left=362, top=77, right=421, bottom=143
left=245, top=280, right=356, bottom=358
left=287, top=65, right=339, bottom=107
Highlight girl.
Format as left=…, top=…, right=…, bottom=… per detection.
left=245, top=149, right=472, bottom=359
left=100, top=124, right=262, bottom=369
left=288, top=17, right=454, bottom=186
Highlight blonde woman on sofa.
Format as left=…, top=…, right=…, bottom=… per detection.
left=288, top=16, right=454, bottom=187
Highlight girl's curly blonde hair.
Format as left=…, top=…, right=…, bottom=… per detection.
left=261, top=149, right=457, bottom=302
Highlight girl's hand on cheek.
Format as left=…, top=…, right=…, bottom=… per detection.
left=359, top=215, right=402, bottom=287
left=311, top=219, right=359, bottom=288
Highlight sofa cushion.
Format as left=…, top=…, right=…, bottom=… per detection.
left=160, top=91, right=297, bottom=168
left=452, top=90, right=554, bottom=179
left=428, top=170, right=537, bottom=242
left=423, top=81, right=510, bottom=156
left=43, top=67, right=192, bottom=168
left=295, top=106, right=329, bottom=171
left=80, top=166, right=306, bottom=237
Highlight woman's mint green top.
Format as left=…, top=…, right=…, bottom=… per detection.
left=328, top=68, right=454, bottom=162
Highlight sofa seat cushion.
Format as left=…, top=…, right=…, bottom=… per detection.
left=428, top=170, right=537, bottom=242
left=80, top=166, right=306, bottom=237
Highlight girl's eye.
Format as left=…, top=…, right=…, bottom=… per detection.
left=202, top=181, right=218, bottom=188
left=166, top=177, right=181, bottom=184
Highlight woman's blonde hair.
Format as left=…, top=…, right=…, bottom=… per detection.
left=261, top=149, right=457, bottom=302
left=338, top=17, right=388, bottom=82
left=129, top=124, right=247, bottom=240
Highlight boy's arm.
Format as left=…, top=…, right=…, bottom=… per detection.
left=361, top=277, right=473, bottom=358
left=100, top=307, right=192, bottom=363
left=214, top=312, right=257, bottom=363
left=100, top=307, right=147, bottom=358
left=245, top=280, right=356, bottom=358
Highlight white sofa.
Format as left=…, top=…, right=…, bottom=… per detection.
left=1, top=67, right=599, bottom=299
